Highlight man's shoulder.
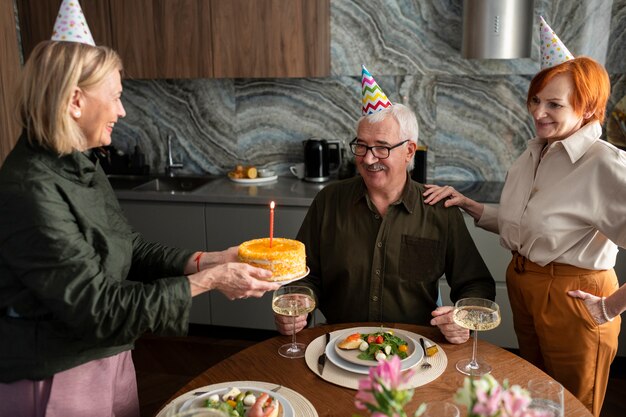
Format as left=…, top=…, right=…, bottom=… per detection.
left=316, top=176, right=363, bottom=199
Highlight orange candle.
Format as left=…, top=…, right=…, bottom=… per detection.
left=269, top=201, right=275, bottom=248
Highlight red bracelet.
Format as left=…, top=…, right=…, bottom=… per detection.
left=194, top=253, right=202, bottom=272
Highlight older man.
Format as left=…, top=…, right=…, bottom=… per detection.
left=275, top=67, right=495, bottom=343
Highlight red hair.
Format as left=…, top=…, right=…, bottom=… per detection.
left=527, top=57, right=611, bottom=125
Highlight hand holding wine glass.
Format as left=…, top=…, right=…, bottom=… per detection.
left=452, top=297, right=501, bottom=376
left=271, top=285, right=316, bottom=358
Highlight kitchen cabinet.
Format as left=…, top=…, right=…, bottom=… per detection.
left=117, top=200, right=211, bottom=324
left=210, top=0, right=330, bottom=78
left=0, top=0, right=21, bottom=166
left=119, top=200, right=206, bottom=248
left=17, top=0, right=113, bottom=60
left=204, top=203, right=308, bottom=329
left=16, top=0, right=329, bottom=79
left=109, top=0, right=213, bottom=79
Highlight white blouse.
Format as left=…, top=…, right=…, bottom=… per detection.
left=478, top=121, right=626, bottom=269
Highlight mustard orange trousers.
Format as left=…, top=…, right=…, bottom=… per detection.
left=506, top=253, right=620, bottom=417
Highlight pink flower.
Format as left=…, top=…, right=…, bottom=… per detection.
left=472, top=383, right=502, bottom=416
left=369, top=355, right=414, bottom=390
left=451, top=375, right=554, bottom=417
left=354, top=356, right=415, bottom=417
left=501, top=385, right=533, bottom=417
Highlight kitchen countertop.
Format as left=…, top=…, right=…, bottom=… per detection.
left=112, top=176, right=504, bottom=206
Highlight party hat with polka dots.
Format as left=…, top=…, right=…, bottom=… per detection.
left=361, top=65, right=392, bottom=115
left=538, top=16, right=573, bottom=69
left=51, top=0, right=95, bottom=46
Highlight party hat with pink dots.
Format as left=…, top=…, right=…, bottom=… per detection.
left=361, top=65, right=392, bottom=115
left=51, top=0, right=95, bottom=46
left=538, top=16, right=573, bottom=69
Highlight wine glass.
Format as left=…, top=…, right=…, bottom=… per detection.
left=418, top=401, right=460, bottom=417
left=271, top=285, right=316, bottom=358
left=452, top=297, right=501, bottom=376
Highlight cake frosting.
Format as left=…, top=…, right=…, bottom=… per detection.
left=238, top=238, right=306, bottom=281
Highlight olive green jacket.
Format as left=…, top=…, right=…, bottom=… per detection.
left=0, top=135, right=194, bottom=382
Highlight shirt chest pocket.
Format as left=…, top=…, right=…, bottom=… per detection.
left=399, top=235, right=442, bottom=282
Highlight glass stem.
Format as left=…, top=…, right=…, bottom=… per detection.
left=290, top=314, right=297, bottom=349
left=470, top=330, right=479, bottom=368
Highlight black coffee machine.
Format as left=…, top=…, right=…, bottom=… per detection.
left=411, top=146, right=428, bottom=183
left=303, top=138, right=341, bottom=182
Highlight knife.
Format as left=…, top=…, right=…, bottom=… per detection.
left=317, top=332, right=331, bottom=375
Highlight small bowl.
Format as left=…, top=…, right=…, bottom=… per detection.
left=257, top=169, right=276, bottom=178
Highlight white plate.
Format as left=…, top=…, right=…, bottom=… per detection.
left=334, top=328, right=417, bottom=367
left=325, top=328, right=424, bottom=375
left=178, top=385, right=294, bottom=417
left=276, top=267, right=310, bottom=286
left=229, top=175, right=278, bottom=184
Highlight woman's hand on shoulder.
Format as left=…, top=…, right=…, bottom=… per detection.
left=423, top=184, right=466, bottom=207
left=423, top=184, right=485, bottom=221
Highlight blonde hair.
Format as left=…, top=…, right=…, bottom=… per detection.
left=16, top=41, right=123, bottom=155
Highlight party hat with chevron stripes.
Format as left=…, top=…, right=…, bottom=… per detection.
left=51, top=0, right=95, bottom=45
left=538, top=16, right=573, bottom=69
left=361, top=65, right=392, bottom=115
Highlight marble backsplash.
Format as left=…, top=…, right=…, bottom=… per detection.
left=111, top=0, right=626, bottom=182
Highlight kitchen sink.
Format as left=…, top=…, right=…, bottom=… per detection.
left=107, top=175, right=214, bottom=193
left=107, top=175, right=153, bottom=190
left=131, top=176, right=213, bottom=192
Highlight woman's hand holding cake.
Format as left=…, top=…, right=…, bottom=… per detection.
left=186, top=246, right=281, bottom=299
left=187, top=262, right=280, bottom=299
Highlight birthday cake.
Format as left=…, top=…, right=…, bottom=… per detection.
left=238, top=238, right=306, bottom=282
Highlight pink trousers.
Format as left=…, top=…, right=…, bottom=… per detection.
left=0, top=351, right=139, bottom=417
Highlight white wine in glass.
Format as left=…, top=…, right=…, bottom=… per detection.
left=452, top=297, right=501, bottom=376
left=271, top=286, right=316, bottom=358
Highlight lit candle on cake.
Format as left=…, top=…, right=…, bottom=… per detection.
left=269, top=201, right=275, bottom=248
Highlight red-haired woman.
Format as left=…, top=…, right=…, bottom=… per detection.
left=423, top=57, right=624, bottom=416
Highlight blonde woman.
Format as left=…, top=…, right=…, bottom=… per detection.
left=0, top=41, right=278, bottom=416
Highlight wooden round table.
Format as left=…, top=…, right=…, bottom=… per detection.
left=163, top=323, right=592, bottom=416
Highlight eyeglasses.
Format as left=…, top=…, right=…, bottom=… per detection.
left=349, top=138, right=409, bottom=159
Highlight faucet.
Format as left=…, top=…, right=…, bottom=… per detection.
left=165, top=135, right=183, bottom=177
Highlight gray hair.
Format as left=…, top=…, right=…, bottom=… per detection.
left=356, top=103, right=419, bottom=170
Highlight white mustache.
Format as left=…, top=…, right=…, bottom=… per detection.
left=363, top=163, right=386, bottom=171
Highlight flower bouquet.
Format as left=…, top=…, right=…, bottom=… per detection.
left=354, top=356, right=553, bottom=417
left=453, top=374, right=553, bottom=417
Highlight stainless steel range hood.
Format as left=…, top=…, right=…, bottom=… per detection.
left=462, top=0, right=534, bottom=59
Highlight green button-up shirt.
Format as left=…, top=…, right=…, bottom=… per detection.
left=297, top=175, right=495, bottom=325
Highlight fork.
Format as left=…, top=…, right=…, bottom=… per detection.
left=419, top=337, right=432, bottom=369
left=193, top=384, right=282, bottom=396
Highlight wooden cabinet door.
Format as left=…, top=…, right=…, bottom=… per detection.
left=210, top=0, right=329, bottom=78
left=110, top=0, right=213, bottom=79
left=0, top=0, right=21, bottom=166
left=17, top=0, right=113, bottom=60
